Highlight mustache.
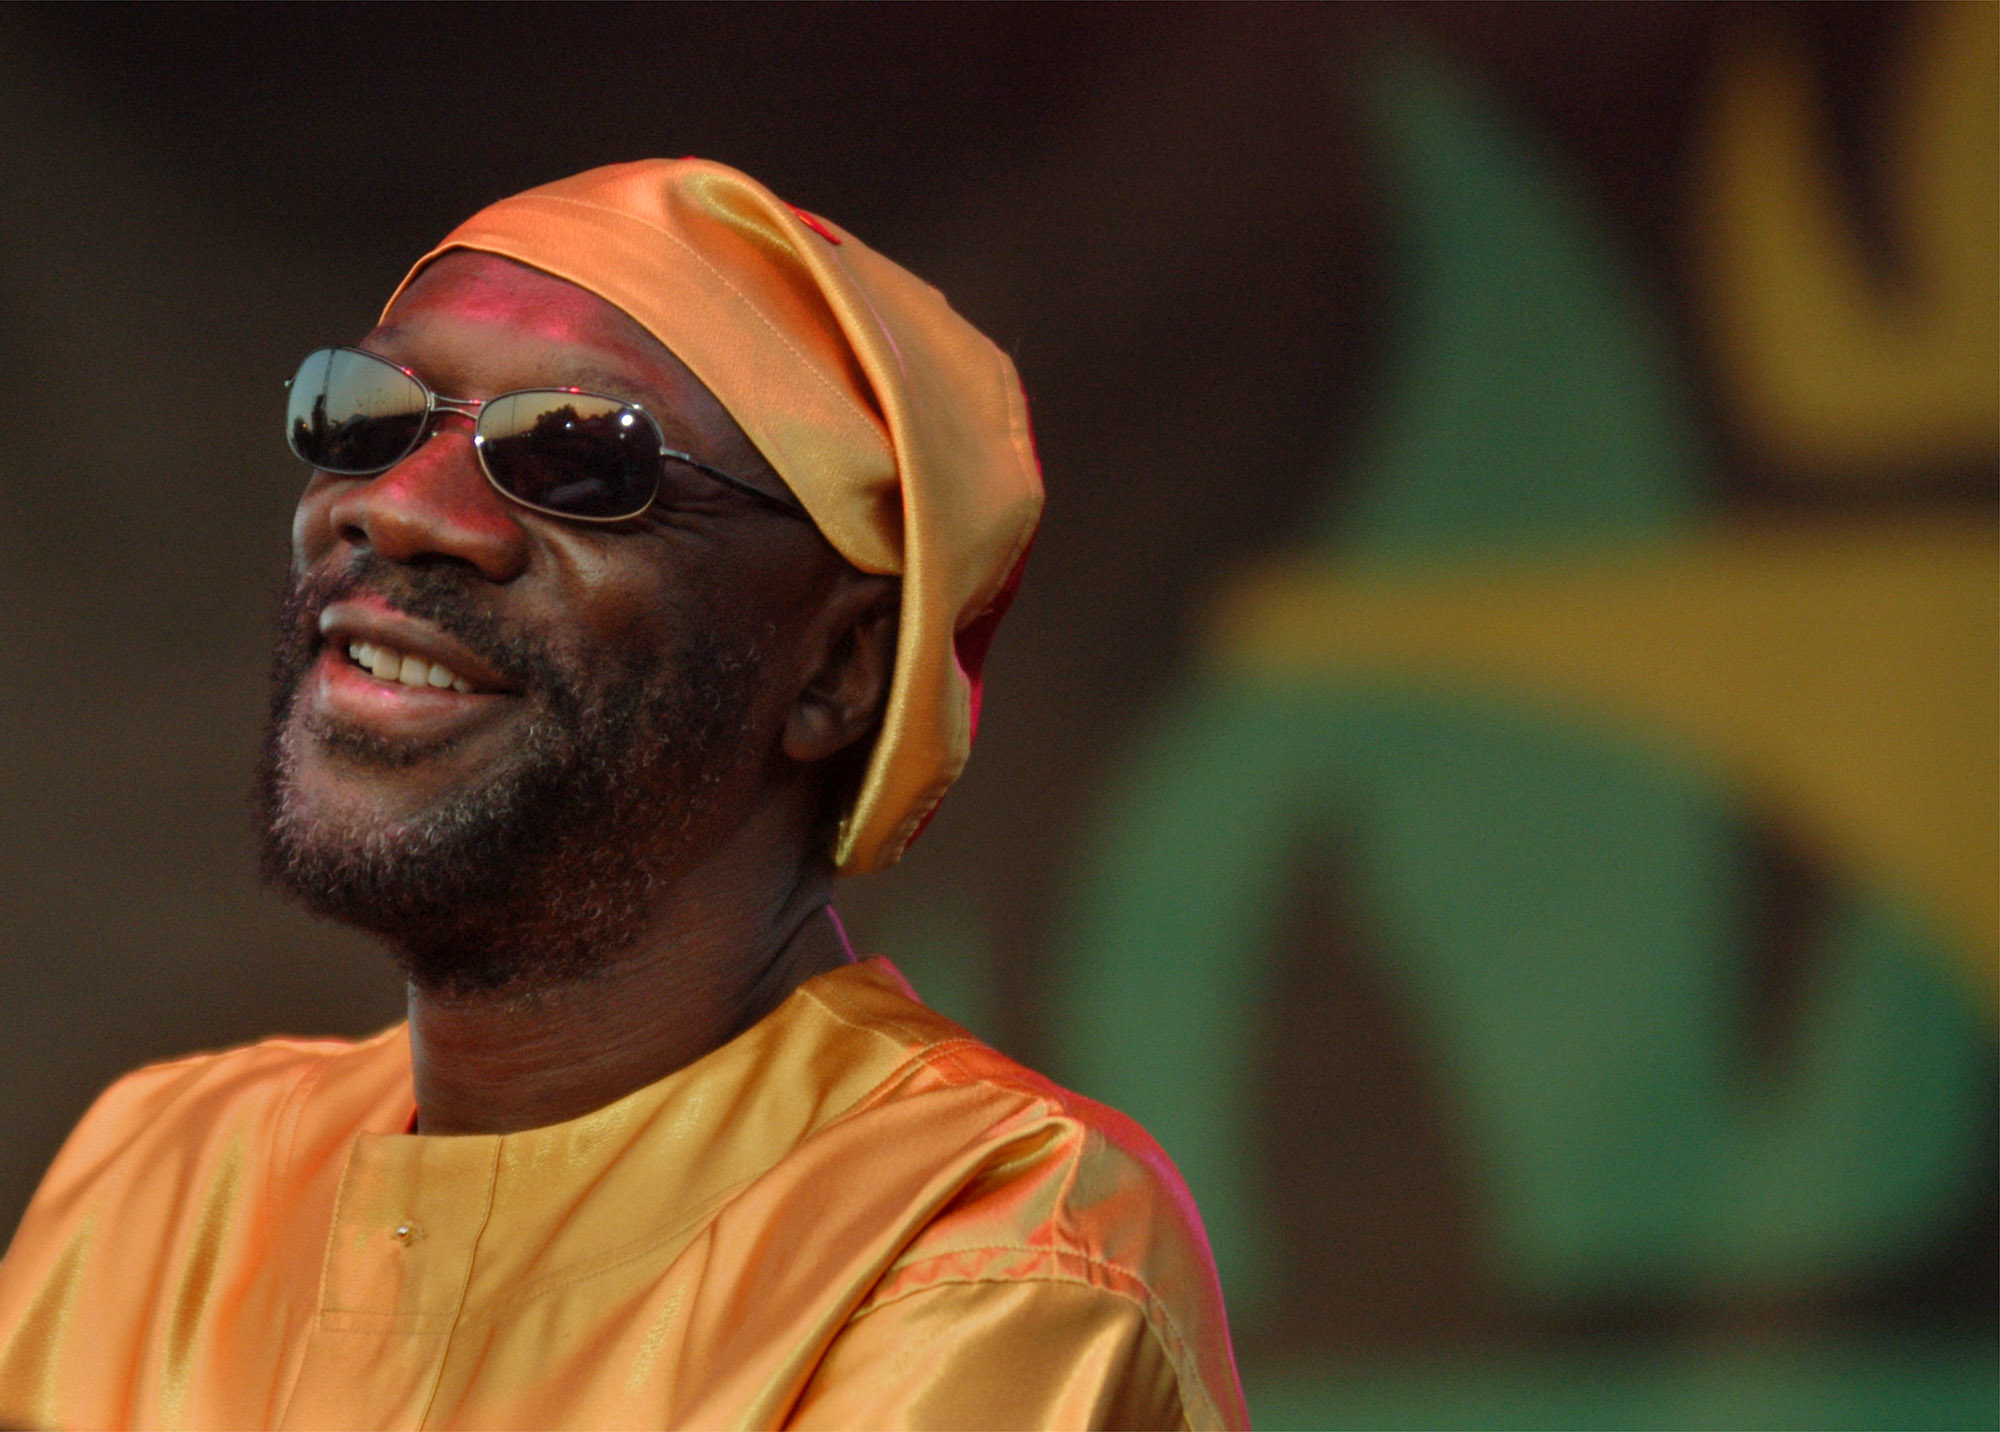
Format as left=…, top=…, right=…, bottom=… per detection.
left=284, top=551, right=543, bottom=692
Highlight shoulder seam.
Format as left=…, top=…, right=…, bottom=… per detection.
left=797, top=976, right=946, bottom=1053
left=800, top=980, right=1069, bottom=1115
left=797, top=983, right=1023, bottom=1106
left=270, top=1044, right=349, bottom=1205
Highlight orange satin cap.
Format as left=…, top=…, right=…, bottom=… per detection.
left=382, top=159, right=1043, bottom=874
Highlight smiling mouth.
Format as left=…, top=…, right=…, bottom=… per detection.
left=343, top=639, right=479, bottom=694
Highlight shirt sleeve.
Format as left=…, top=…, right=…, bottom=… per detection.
left=784, top=1277, right=1195, bottom=1431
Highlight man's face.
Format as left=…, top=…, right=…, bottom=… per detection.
left=259, top=253, right=846, bottom=995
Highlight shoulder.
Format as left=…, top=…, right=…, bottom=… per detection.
left=7, top=1027, right=410, bottom=1235
left=789, top=961, right=1246, bottom=1428
left=799, top=961, right=1211, bottom=1267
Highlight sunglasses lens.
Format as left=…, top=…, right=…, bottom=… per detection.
left=476, top=392, right=660, bottom=520
left=286, top=348, right=429, bottom=474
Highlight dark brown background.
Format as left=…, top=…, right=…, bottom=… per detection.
left=1, top=4, right=1991, bottom=1425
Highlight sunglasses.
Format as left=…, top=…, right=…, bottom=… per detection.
left=285, top=345, right=806, bottom=524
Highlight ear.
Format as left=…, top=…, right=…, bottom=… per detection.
left=783, top=573, right=899, bottom=765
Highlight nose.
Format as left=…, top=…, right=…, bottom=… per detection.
left=312, top=419, right=531, bottom=583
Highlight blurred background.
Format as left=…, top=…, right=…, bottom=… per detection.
left=0, top=3, right=1992, bottom=1426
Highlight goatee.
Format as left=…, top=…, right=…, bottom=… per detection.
left=255, top=552, right=759, bottom=999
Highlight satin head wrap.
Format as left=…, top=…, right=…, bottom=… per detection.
left=382, top=159, right=1043, bottom=874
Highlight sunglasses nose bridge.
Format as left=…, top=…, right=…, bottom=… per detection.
left=431, top=393, right=484, bottom=423
left=422, top=393, right=485, bottom=450
left=411, top=395, right=487, bottom=463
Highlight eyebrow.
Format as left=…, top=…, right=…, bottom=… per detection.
left=561, top=370, right=712, bottom=453
left=559, top=365, right=653, bottom=401
left=556, top=366, right=796, bottom=502
left=364, top=331, right=652, bottom=407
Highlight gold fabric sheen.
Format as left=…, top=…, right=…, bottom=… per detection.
left=0, top=961, right=1246, bottom=1430
left=379, top=159, right=1046, bottom=875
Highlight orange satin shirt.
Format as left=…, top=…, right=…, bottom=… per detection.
left=0, top=959, right=1246, bottom=1430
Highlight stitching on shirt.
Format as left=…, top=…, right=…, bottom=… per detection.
left=309, top=1309, right=460, bottom=1335
left=889, top=1256, right=1212, bottom=1429
left=263, top=1051, right=349, bottom=1414
left=796, top=1013, right=1053, bottom=1132
left=911, top=1039, right=985, bottom=1088
left=515, top=195, right=878, bottom=432
left=416, top=986, right=1074, bottom=1323
left=839, top=1252, right=1219, bottom=1429
left=473, top=1081, right=1018, bottom=1315
left=799, top=982, right=1054, bottom=1104
left=473, top=1174, right=769, bottom=1317
left=268, top=1059, right=321, bottom=1218
left=412, top=1142, right=502, bottom=1426
left=797, top=978, right=942, bottom=1051
left=464, top=1054, right=1043, bottom=1317
left=834, top=1274, right=1196, bottom=1430
left=462, top=1089, right=1042, bottom=1319
left=442, top=1002, right=987, bottom=1317
left=476, top=1059, right=955, bottom=1314
left=791, top=987, right=988, bottom=1102
left=282, top=1134, right=366, bottom=1424
left=268, top=1042, right=358, bottom=1204
left=795, top=985, right=1081, bottom=1154
left=903, top=1042, right=1069, bottom=1120
left=761, top=982, right=994, bottom=1130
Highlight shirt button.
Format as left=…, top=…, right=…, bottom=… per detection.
left=390, top=1221, right=424, bottom=1245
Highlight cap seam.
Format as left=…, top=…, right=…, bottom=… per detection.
left=507, top=193, right=884, bottom=443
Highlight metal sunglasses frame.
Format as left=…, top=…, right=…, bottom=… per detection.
left=285, top=345, right=807, bottom=524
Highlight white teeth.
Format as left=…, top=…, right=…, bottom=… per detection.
left=343, top=639, right=471, bottom=693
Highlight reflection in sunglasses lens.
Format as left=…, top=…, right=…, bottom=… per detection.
left=286, top=348, right=430, bottom=475
left=285, top=350, right=668, bottom=521
left=479, top=393, right=659, bottom=519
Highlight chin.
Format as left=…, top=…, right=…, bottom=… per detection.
left=255, top=550, right=767, bottom=997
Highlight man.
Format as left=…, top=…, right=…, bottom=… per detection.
left=0, top=160, right=1245, bottom=1429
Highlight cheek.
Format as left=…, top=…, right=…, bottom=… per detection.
left=542, top=542, right=679, bottom=653
left=546, top=528, right=802, bottom=641
left=292, top=479, right=342, bottom=569
left=531, top=531, right=842, bottom=732
left=291, top=502, right=317, bottom=570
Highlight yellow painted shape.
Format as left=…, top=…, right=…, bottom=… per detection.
left=1696, top=3, right=1998, bottom=472
left=1207, top=520, right=1999, bottom=999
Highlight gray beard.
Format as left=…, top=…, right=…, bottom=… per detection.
left=255, top=553, right=759, bottom=1000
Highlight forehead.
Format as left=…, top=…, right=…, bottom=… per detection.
left=370, top=252, right=753, bottom=459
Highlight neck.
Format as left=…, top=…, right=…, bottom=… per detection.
left=405, top=855, right=851, bottom=1136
